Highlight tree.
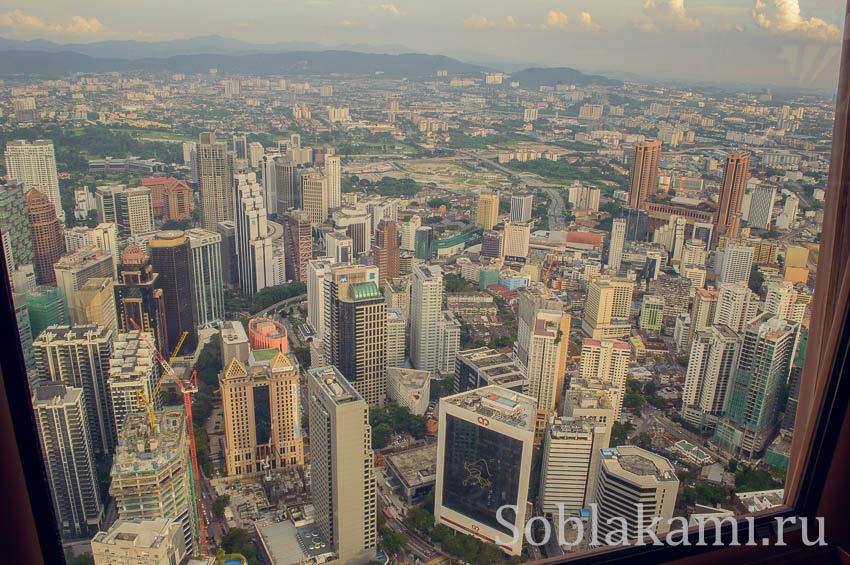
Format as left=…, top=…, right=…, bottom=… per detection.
left=404, top=507, right=434, bottom=534
left=221, top=528, right=258, bottom=564
left=213, top=494, right=231, bottom=517
left=379, top=529, right=408, bottom=553
left=611, top=421, right=635, bottom=446
left=749, top=264, right=765, bottom=294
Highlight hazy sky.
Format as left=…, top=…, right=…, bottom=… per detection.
left=0, top=0, right=845, bottom=87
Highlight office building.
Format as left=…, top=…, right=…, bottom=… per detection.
left=414, top=226, right=434, bottom=260
left=628, top=140, right=662, bottom=209
left=481, top=230, right=503, bottom=259
left=410, top=265, right=443, bottom=373
left=579, top=338, right=630, bottom=419
left=714, top=316, right=799, bottom=458
left=301, top=172, right=328, bottom=224
left=475, top=192, right=500, bottom=230
left=682, top=323, right=741, bottom=430
left=63, top=223, right=119, bottom=278
left=185, top=228, right=225, bottom=327
left=74, top=277, right=118, bottom=335
left=234, top=174, right=274, bottom=296
left=687, top=289, right=719, bottom=349
left=386, top=367, right=430, bottom=415
left=196, top=132, right=234, bottom=231
left=454, top=347, right=527, bottom=394
left=387, top=308, right=407, bottom=368
left=764, top=281, right=808, bottom=324
left=274, top=159, right=298, bottom=212
left=714, top=282, right=759, bottom=334
left=526, top=310, right=571, bottom=414
left=5, top=139, right=64, bottom=222
left=581, top=276, right=634, bottom=339
left=114, top=246, right=168, bottom=355
left=591, top=446, right=678, bottom=543
left=26, top=285, right=68, bottom=338
left=149, top=231, right=197, bottom=355
left=373, top=219, right=400, bottom=285
left=435, top=386, right=536, bottom=556
left=746, top=183, right=776, bottom=230
left=220, top=325, right=304, bottom=476
left=714, top=152, right=750, bottom=245
left=13, top=294, right=36, bottom=376
left=639, top=295, right=665, bottom=331
left=716, top=242, right=754, bottom=285
left=607, top=218, right=626, bottom=274
left=325, top=231, right=352, bottom=264
left=566, top=184, right=601, bottom=212
left=247, top=317, right=289, bottom=354
left=141, top=177, right=193, bottom=222
left=27, top=189, right=65, bottom=285
left=515, top=285, right=562, bottom=368
left=502, top=221, right=531, bottom=262
left=0, top=180, right=34, bottom=268
left=32, top=383, right=103, bottom=539
left=54, top=248, right=113, bottom=323
left=385, top=277, right=411, bottom=321
left=307, top=258, right=334, bottom=338
left=33, top=324, right=115, bottom=454
left=325, top=155, right=341, bottom=209
left=681, top=238, right=708, bottom=268
left=217, top=220, right=240, bottom=287
left=108, top=331, right=161, bottom=435
left=333, top=207, right=371, bottom=254
left=510, top=194, right=533, bottom=223
left=323, top=265, right=386, bottom=405
left=437, top=311, right=462, bottom=376
left=91, top=518, right=187, bottom=565
left=283, top=211, right=312, bottom=283
left=307, top=366, right=377, bottom=563
left=563, top=387, right=616, bottom=503
left=110, top=408, right=196, bottom=555
left=95, top=185, right=154, bottom=239
left=400, top=215, right=421, bottom=251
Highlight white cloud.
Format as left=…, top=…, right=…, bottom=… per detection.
left=0, top=10, right=104, bottom=35
left=752, top=0, right=839, bottom=41
left=580, top=11, right=601, bottom=32
left=641, top=0, right=701, bottom=32
left=544, top=9, right=569, bottom=30
left=379, top=3, right=402, bottom=16
left=463, top=15, right=497, bottom=30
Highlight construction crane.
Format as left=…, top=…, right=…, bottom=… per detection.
left=541, top=254, right=558, bottom=285
left=134, top=330, right=188, bottom=432
left=128, top=321, right=208, bottom=555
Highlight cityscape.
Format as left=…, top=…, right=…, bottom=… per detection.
left=0, top=4, right=839, bottom=563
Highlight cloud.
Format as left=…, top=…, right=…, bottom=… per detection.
left=463, top=15, right=497, bottom=30
left=640, top=0, right=701, bottom=32
left=544, top=9, right=569, bottom=30
left=0, top=10, right=104, bottom=35
left=379, top=3, right=402, bottom=16
left=752, top=0, right=839, bottom=41
left=580, top=11, right=601, bottom=32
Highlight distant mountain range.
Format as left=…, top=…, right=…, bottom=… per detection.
left=0, top=34, right=617, bottom=85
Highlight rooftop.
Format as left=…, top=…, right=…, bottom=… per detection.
left=387, top=367, right=430, bottom=392
left=601, top=446, right=678, bottom=483
left=349, top=281, right=381, bottom=301
left=309, top=366, right=363, bottom=405
left=91, top=517, right=175, bottom=550
left=112, top=408, right=186, bottom=476
left=444, top=385, right=536, bottom=432
left=221, top=321, right=249, bottom=346
left=384, top=444, right=438, bottom=489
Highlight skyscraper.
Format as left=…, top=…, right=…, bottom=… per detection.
left=607, top=218, right=626, bottom=274
left=74, top=277, right=118, bottom=334
left=714, top=152, right=750, bottom=245
left=475, top=192, right=500, bottom=230
left=114, top=246, right=168, bottom=355
left=234, top=174, right=274, bottom=296
left=579, top=338, right=630, bottom=419
left=627, top=140, right=662, bottom=209
left=764, top=281, right=808, bottom=324
left=185, top=228, right=225, bottom=328
left=26, top=188, right=65, bottom=285
left=526, top=310, right=571, bottom=414
left=307, top=258, right=335, bottom=338
left=715, top=316, right=799, bottom=458
left=108, top=331, right=161, bottom=436
left=149, top=232, right=197, bottom=354
left=325, top=231, right=352, bottom=264
left=26, top=285, right=68, bottom=338
left=110, top=408, right=196, bottom=555
left=372, top=219, right=400, bottom=285
left=33, top=324, right=116, bottom=455
left=307, top=366, right=377, bottom=563
left=323, top=264, right=387, bottom=405
left=746, top=183, right=776, bottom=230
left=92, top=518, right=187, bottom=565
left=502, top=220, right=531, bottom=261
left=516, top=285, right=562, bottom=368
left=63, top=223, right=119, bottom=278
left=5, top=139, right=64, bottom=222
left=714, top=282, right=759, bottom=333
left=437, top=310, right=461, bottom=376
left=197, top=132, right=234, bottom=231
left=386, top=307, right=406, bottom=368
left=581, top=276, right=634, bottom=339
left=435, top=386, right=536, bottom=556
left=275, top=159, right=298, bottom=212
left=325, top=154, right=341, bottom=209
left=54, top=248, right=113, bottom=323
left=681, top=325, right=741, bottom=430
left=216, top=220, right=238, bottom=287
left=283, top=211, right=312, bottom=283
left=220, top=323, right=304, bottom=476
left=510, top=193, right=533, bottom=223
left=687, top=288, right=719, bottom=349
left=410, top=265, right=443, bottom=373
left=716, top=242, right=755, bottom=285
left=300, top=172, right=328, bottom=224
left=0, top=180, right=34, bottom=268
left=95, top=185, right=154, bottom=239
left=32, top=383, right=103, bottom=539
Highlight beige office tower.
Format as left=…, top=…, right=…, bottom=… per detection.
left=607, top=218, right=626, bottom=274
left=110, top=408, right=197, bottom=555
left=307, top=258, right=335, bottom=338
left=714, top=152, right=750, bottom=246
left=92, top=518, right=187, bottom=565
left=197, top=132, right=233, bottom=230
left=563, top=387, right=615, bottom=504
left=301, top=172, right=328, bottom=224
left=410, top=265, right=443, bottom=374
left=681, top=325, right=741, bottom=430
left=32, top=383, right=103, bottom=539
left=54, top=248, right=114, bottom=324
left=526, top=310, right=571, bottom=414
left=384, top=277, right=411, bottom=321
left=387, top=307, right=406, bottom=368
left=764, top=281, right=808, bottom=324
left=435, top=386, right=536, bottom=557
left=627, top=140, right=661, bottom=209
left=540, top=415, right=610, bottom=518
left=502, top=220, right=531, bottom=261
left=307, top=366, right=377, bottom=563
left=323, top=264, right=386, bottom=405
left=591, top=446, right=678, bottom=544
left=74, top=277, right=118, bottom=334
left=5, top=139, right=65, bottom=222
left=687, top=289, right=718, bottom=350
left=581, top=276, right=634, bottom=339
left=516, top=285, right=562, bottom=368
left=579, top=338, right=630, bottom=419
left=219, top=322, right=304, bottom=476
left=713, top=282, right=759, bottom=333
left=475, top=192, right=500, bottom=230
left=325, top=155, right=341, bottom=209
